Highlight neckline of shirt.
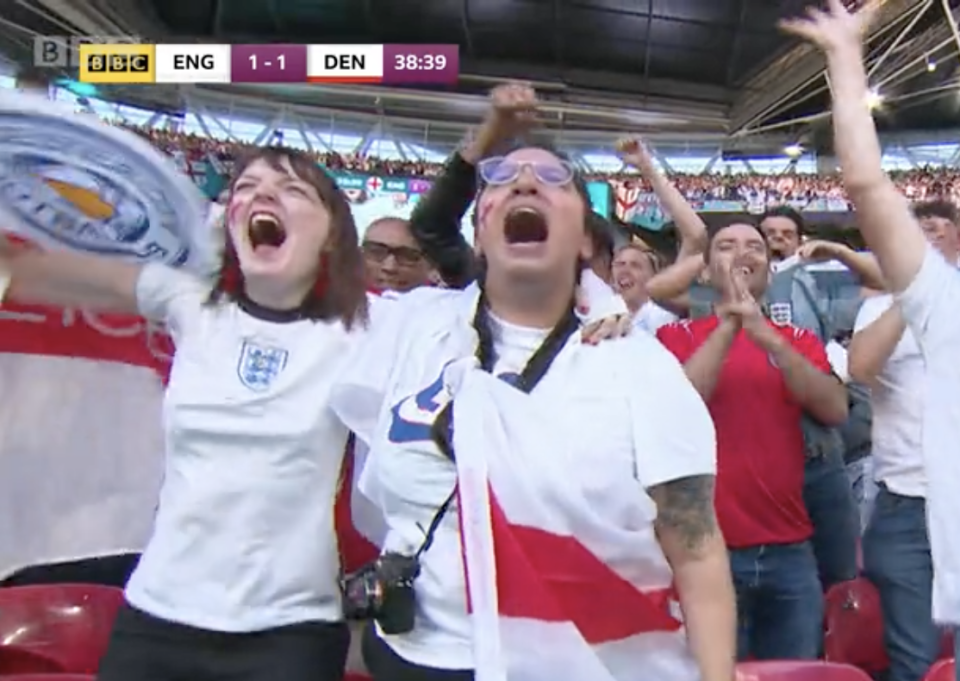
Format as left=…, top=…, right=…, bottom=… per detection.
left=236, top=295, right=308, bottom=324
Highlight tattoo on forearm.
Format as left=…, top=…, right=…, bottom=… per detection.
left=650, top=475, right=719, bottom=554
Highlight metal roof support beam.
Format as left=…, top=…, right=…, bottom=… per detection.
left=940, top=0, right=960, bottom=60
left=728, top=0, right=929, bottom=134
left=461, top=0, right=474, bottom=57
left=867, top=0, right=934, bottom=77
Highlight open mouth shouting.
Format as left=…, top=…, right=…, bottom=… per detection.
left=247, top=211, right=288, bottom=260
left=503, top=206, right=549, bottom=251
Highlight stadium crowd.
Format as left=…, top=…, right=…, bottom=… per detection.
left=124, top=123, right=960, bottom=205
left=1, top=4, right=959, bottom=681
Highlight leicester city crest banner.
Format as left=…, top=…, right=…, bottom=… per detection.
left=0, top=90, right=209, bottom=272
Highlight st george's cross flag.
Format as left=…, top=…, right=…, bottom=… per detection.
left=447, top=361, right=698, bottom=681
left=331, top=283, right=706, bottom=681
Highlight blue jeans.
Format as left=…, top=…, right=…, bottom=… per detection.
left=846, top=456, right=877, bottom=535
left=862, top=486, right=940, bottom=681
left=730, top=541, right=824, bottom=660
left=804, top=449, right=859, bottom=589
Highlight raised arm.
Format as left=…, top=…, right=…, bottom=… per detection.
left=616, top=137, right=709, bottom=259
left=781, top=0, right=926, bottom=292
left=0, top=236, right=141, bottom=314
left=409, top=82, right=539, bottom=289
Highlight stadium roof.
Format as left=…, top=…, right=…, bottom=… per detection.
left=2, top=0, right=960, bottom=154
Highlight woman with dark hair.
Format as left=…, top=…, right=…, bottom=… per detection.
left=0, top=146, right=368, bottom=681
left=330, top=143, right=734, bottom=681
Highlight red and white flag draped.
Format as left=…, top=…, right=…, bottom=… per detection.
left=333, top=286, right=697, bottom=681
left=447, top=360, right=695, bottom=681
left=0, top=238, right=171, bottom=580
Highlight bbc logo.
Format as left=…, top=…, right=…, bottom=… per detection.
left=87, top=53, right=150, bottom=74
left=32, top=36, right=142, bottom=69
left=78, top=45, right=155, bottom=84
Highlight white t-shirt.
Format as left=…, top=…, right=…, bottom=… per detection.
left=853, top=294, right=926, bottom=498
left=343, top=286, right=715, bottom=672
left=897, top=246, right=960, bottom=624
left=826, top=341, right=849, bottom=382
left=125, top=263, right=354, bottom=632
left=633, top=300, right=677, bottom=334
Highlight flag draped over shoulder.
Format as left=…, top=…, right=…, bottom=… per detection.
left=447, top=362, right=696, bottom=681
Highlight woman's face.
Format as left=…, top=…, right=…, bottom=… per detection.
left=475, top=147, right=591, bottom=280
left=226, top=156, right=331, bottom=288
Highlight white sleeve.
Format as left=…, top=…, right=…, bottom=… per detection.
left=331, top=287, right=453, bottom=445
left=896, top=246, right=960, bottom=354
left=135, top=263, right=208, bottom=341
left=626, top=336, right=717, bottom=489
left=853, top=294, right=892, bottom=333
left=578, top=268, right=628, bottom=322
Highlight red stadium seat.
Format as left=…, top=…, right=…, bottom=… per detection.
left=0, top=584, right=124, bottom=674
left=922, top=658, right=955, bottom=681
left=0, top=676, right=95, bottom=681
left=0, top=645, right=65, bottom=674
left=940, top=631, right=955, bottom=660
left=824, top=577, right=889, bottom=674
left=737, top=660, right=872, bottom=681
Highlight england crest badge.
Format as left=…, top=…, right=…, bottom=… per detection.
left=237, top=341, right=289, bottom=392
left=0, top=91, right=206, bottom=271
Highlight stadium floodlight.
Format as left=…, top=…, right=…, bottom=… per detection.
left=865, top=88, right=884, bottom=110
left=784, top=144, right=803, bottom=158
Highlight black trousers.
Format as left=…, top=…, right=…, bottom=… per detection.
left=1, top=553, right=141, bottom=588
left=361, top=621, right=473, bottom=681
left=96, top=603, right=350, bottom=681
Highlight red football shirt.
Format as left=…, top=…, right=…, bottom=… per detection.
left=656, top=316, right=832, bottom=548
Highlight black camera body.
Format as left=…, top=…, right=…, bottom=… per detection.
left=340, top=552, right=421, bottom=634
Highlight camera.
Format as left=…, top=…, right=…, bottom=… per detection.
left=340, top=552, right=421, bottom=635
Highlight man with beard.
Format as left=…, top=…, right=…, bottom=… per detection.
left=362, top=217, right=434, bottom=292
left=657, top=219, right=848, bottom=660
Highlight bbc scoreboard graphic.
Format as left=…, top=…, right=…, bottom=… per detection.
left=35, top=38, right=459, bottom=85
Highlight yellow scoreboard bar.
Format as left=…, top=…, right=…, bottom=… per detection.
left=78, top=44, right=155, bottom=84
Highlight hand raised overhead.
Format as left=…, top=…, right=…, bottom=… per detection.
left=778, top=0, right=879, bottom=53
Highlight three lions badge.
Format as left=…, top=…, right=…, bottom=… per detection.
left=0, top=91, right=207, bottom=270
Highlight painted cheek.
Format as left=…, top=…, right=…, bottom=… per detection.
left=477, top=196, right=497, bottom=231
left=227, top=198, right=245, bottom=227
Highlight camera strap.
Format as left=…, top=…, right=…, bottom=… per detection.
left=414, top=303, right=581, bottom=559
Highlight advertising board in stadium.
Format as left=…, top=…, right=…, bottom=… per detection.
left=612, top=183, right=852, bottom=230
left=329, top=172, right=612, bottom=242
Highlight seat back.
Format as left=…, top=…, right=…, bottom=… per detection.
left=737, top=660, right=873, bottom=681
left=0, top=645, right=64, bottom=674
left=0, top=675, right=95, bottom=681
left=0, top=584, right=124, bottom=673
left=923, top=658, right=955, bottom=681
left=824, top=577, right=889, bottom=674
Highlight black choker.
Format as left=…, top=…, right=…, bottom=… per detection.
left=236, top=295, right=307, bottom=324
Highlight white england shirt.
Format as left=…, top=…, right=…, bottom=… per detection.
left=853, top=294, right=926, bottom=498
left=334, top=285, right=715, bottom=674
left=897, top=246, right=960, bottom=625
left=126, top=263, right=354, bottom=631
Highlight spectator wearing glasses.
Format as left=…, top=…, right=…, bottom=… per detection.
left=362, top=217, right=434, bottom=292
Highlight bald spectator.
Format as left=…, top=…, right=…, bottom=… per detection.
left=361, top=217, right=434, bottom=292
